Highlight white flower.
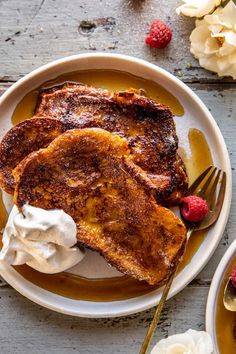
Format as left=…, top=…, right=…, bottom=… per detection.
left=176, top=0, right=222, bottom=18
left=190, top=1, right=236, bottom=79
left=151, top=329, right=213, bottom=354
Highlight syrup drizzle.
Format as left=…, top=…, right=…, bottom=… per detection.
left=0, top=190, right=7, bottom=231
left=12, top=69, right=184, bottom=126
left=215, top=258, right=236, bottom=353
left=2, top=70, right=213, bottom=302
left=178, top=128, right=213, bottom=272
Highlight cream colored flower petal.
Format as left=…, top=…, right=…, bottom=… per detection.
left=206, top=13, right=223, bottom=26
left=218, top=1, right=236, bottom=28
left=199, top=56, right=236, bottom=79
left=218, top=41, right=236, bottom=56
left=199, top=55, right=220, bottom=73
left=206, top=2, right=236, bottom=29
left=151, top=332, right=195, bottom=353
left=223, top=31, right=236, bottom=47
left=190, top=21, right=213, bottom=58
left=176, top=0, right=221, bottom=18
left=151, top=330, right=213, bottom=354
left=190, top=21, right=210, bottom=46
left=189, top=1, right=236, bottom=79
left=228, top=52, right=236, bottom=64
left=189, top=330, right=213, bottom=353
left=217, top=63, right=236, bottom=79
left=217, top=57, right=232, bottom=71
left=205, top=37, right=220, bottom=55
left=208, top=24, right=224, bottom=35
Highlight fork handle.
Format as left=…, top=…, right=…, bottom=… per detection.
left=139, top=270, right=176, bottom=354
left=139, top=228, right=194, bottom=354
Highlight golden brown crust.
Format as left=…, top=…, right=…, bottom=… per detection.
left=14, top=128, right=186, bottom=285
left=0, top=83, right=188, bottom=204
left=0, top=117, right=67, bottom=194
left=35, top=83, right=188, bottom=205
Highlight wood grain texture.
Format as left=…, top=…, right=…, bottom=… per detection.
left=0, top=0, right=236, bottom=353
left=0, top=0, right=235, bottom=83
left=0, top=285, right=208, bottom=354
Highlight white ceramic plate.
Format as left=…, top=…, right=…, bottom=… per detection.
left=0, top=53, right=232, bottom=318
left=206, top=240, right=236, bottom=353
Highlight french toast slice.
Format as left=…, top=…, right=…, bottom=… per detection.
left=0, top=117, right=67, bottom=194
left=35, top=83, right=188, bottom=205
left=13, top=128, right=186, bottom=285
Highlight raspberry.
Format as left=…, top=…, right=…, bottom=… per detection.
left=180, top=195, right=209, bottom=222
left=231, top=266, right=236, bottom=288
left=145, top=20, right=172, bottom=49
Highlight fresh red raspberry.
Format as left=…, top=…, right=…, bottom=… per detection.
left=145, top=20, right=172, bottom=49
left=231, top=266, right=236, bottom=288
left=180, top=195, right=209, bottom=222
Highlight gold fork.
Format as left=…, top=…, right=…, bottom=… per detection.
left=139, top=165, right=226, bottom=354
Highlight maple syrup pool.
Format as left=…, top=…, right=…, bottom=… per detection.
left=215, top=258, right=236, bottom=353
left=1, top=69, right=213, bottom=301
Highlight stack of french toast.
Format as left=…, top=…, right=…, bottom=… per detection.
left=0, top=83, right=188, bottom=285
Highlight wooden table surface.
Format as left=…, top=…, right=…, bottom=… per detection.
left=0, top=1, right=235, bottom=353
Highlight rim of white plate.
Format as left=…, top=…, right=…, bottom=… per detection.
left=0, top=53, right=232, bottom=317
left=206, top=239, right=236, bottom=353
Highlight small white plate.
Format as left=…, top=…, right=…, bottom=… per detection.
left=0, top=53, right=232, bottom=317
left=206, top=239, right=236, bottom=353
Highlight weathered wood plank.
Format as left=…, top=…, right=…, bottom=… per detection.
left=0, top=0, right=235, bottom=83
left=0, top=0, right=235, bottom=349
left=0, top=285, right=208, bottom=354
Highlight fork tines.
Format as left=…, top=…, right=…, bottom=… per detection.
left=187, top=165, right=226, bottom=230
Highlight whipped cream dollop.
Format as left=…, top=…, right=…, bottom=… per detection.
left=151, top=329, right=213, bottom=354
left=0, top=205, right=84, bottom=273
